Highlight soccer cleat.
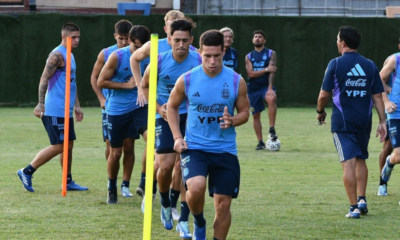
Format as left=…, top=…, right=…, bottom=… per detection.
left=255, top=141, right=266, bottom=150
left=107, top=190, right=118, bottom=204
left=193, top=223, right=206, bottom=240
left=345, top=208, right=360, bottom=219
left=358, top=199, right=368, bottom=215
left=141, top=194, right=156, bottom=213
left=381, top=156, right=394, bottom=182
left=176, top=221, right=192, bottom=239
left=17, top=169, right=34, bottom=192
left=121, top=186, right=133, bottom=197
left=160, top=206, right=174, bottom=230
left=377, top=184, right=388, bottom=196
left=66, top=181, right=89, bottom=191
left=136, top=186, right=144, bottom=197
left=171, top=207, right=180, bottom=221
left=268, top=131, right=278, bottom=141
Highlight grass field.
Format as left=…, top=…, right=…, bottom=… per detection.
left=1, top=107, right=400, bottom=239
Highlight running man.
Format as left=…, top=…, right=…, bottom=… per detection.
left=17, top=23, right=88, bottom=192
left=167, top=29, right=250, bottom=240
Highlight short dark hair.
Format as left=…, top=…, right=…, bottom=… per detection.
left=170, top=18, right=196, bottom=36
left=115, top=20, right=133, bottom=36
left=199, top=30, right=224, bottom=51
left=129, top=25, right=150, bottom=45
left=253, top=30, right=265, bottom=39
left=338, top=26, right=361, bottom=49
left=62, top=23, right=80, bottom=33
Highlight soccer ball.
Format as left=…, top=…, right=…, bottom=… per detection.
left=266, top=138, right=281, bottom=151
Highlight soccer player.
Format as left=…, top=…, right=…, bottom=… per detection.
left=316, top=26, right=386, bottom=218
left=377, top=55, right=395, bottom=196
left=142, top=19, right=201, bottom=238
left=17, top=23, right=88, bottom=192
left=167, top=29, right=250, bottom=240
left=97, top=25, right=150, bottom=204
left=220, top=27, right=238, bottom=70
left=90, top=19, right=138, bottom=197
left=131, top=10, right=194, bottom=220
left=245, top=30, right=278, bottom=150
left=379, top=40, right=400, bottom=197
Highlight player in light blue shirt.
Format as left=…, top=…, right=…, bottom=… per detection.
left=167, top=30, right=249, bottom=240
left=317, top=26, right=386, bottom=218
left=98, top=25, right=150, bottom=204
left=90, top=20, right=136, bottom=198
left=17, top=23, right=88, bottom=193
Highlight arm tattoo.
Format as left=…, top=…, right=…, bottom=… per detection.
left=268, top=51, right=277, bottom=87
left=38, top=52, right=63, bottom=103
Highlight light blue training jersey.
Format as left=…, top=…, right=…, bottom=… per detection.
left=101, top=44, right=118, bottom=114
left=388, top=53, right=400, bottom=119
left=183, top=65, right=241, bottom=155
left=156, top=50, right=202, bottom=119
left=45, top=45, right=77, bottom=117
left=106, top=46, right=139, bottom=116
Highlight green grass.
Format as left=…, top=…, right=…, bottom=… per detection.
left=0, top=107, right=399, bottom=239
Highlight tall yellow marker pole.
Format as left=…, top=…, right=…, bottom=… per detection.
left=143, top=34, right=158, bottom=240
left=62, top=37, right=72, bottom=196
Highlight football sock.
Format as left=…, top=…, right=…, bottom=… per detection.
left=179, top=201, right=190, bottom=222
left=388, top=161, right=395, bottom=168
left=23, top=164, right=36, bottom=176
left=193, top=212, right=206, bottom=228
left=350, top=205, right=358, bottom=212
left=160, top=190, right=171, bottom=208
left=269, top=127, right=276, bottom=134
left=358, top=196, right=366, bottom=202
left=170, top=188, right=180, bottom=208
left=140, top=172, right=145, bottom=188
left=379, top=176, right=387, bottom=186
left=108, top=178, right=117, bottom=191
left=121, top=180, right=130, bottom=188
left=152, top=181, right=157, bottom=194
left=213, top=238, right=220, bottom=240
left=67, top=173, right=72, bottom=184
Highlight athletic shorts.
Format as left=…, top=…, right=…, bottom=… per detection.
left=42, top=116, right=76, bottom=145
left=332, top=131, right=370, bottom=162
left=385, top=113, right=390, bottom=140
left=180, top=149, right=240, bottom=198
left=388, top=119, right=400, bottom=148
left=102, top=113, right=108, bottom=142
left=155, top=113, right=187, bottom=154
left=247, top=86, right=276, bottom=115
left=107, top=110, right=142, bottom=148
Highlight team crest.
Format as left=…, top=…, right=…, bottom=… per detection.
left=262, top=53, right=267, bottom=60
left=221, top=83, right=230, bottom=99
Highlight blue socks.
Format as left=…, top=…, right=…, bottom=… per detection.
left=170, top=188, right=180, bottom=208
left=179, top=201, right=190, bottom=222
left=160, top=190, right=171, bottom=208
left=193, top=211, right=206, bottom=228
left=108, top=178, right=117, bottom=191
left=121, top=180, right=130, bottom=188
left=140, top=172, right=145, bottom=189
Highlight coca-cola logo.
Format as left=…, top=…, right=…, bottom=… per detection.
left=346, top=79, right=367, bottom=87
left=197, top=104, right=225, bottom=113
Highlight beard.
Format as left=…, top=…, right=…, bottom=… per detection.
left=253, top=43, right=263, bottom=48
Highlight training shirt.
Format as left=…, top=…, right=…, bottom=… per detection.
left=246, top=47, right=273, bottom=92
left=322, top=52, right=384, bottom=132
left=183, top=65, right=240, bottom=155
left=101, top=44, right=118, bottom=114
left=223, top=47, right=238, bottom=70
left=45, top=45, right=77, bottom=118
left=106, top=46, right=139, bottom=116
left=388, top=53, right=400, bottom=119
left=156, top=50, right=202, bottom=119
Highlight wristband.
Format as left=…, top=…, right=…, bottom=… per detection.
left=316, top=108, right=325, bottom=114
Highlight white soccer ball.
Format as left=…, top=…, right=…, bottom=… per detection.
left=266, top=138, right=281, bottom=151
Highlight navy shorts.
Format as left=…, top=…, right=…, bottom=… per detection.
left=388, top=119, right=400, bottom=148
left=332, top=131, right=370, bottom=162
left=42, top=116, right=76, bottom=145
left=248, top=86, right=276, bottom=115
left=385, top=113, right=390, bottom=140
left=180, top=149, right=240, bottom=198
left=102, top=113, right=108, bottom=142
left=107, top=110, right=141, bottom=148
left=132, top=106, right=148, bottom=135
left=155, top=113, right=186, bottom=154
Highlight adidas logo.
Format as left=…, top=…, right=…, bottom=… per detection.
left=123, top=67, right=129, bottom=71
left=163, top=75, right=170, bottom=79
left=347, top=64, right=366, bottom=77
left=192, top=92, right=200, bottom=97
